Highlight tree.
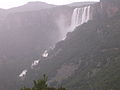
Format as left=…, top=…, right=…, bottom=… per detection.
left=21, top=74, right=66, bottom=90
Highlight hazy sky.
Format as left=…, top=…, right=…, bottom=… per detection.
left=0, top=0, right=99, bottom=9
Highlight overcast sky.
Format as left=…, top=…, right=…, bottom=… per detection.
left=0, top=0, right=99, bottom=9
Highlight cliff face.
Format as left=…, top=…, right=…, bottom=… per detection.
left=0, top=5, right=73, bottom=90
left=68, top=0, right=120, bottom=28
left=32, top=6, right=120, bottom=90
left=1, top=1, right=120, bottom=90
left=24, top=1, right=120, bottom=90
left=100, top=0, right=120, bottom=17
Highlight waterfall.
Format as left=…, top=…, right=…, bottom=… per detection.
left=70, top=5, right=92, bottom=31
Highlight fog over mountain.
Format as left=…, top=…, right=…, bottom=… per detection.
left=8, top=2, right=56, bottom=12
left=0, top=0, right=120, bottom=90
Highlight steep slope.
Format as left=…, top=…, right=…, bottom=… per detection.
left=0, top=4, right=73, bottom=90
left=0, top=2, right=56, bottom=25
left=2, top=1, right=120, bottom=90
left=26, top=9, right=120, bottom=90
left=62, top=15, right=120, bottom=90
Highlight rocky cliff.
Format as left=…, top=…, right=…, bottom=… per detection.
left=2, top=1, right=120, bottom=90
left=0, top=3, right=73, bottom=90
left=21, top=1, right=120, bottom=90
left=100, top=0, right=120, bottom=17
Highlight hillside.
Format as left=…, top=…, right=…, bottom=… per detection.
left=8, top=1, right=56, bottom=12
left=0, top=3, right=73, bottom=90
left=62, top=14, right=120, bottom=90
left=1, top=1, right=120, bottom=90
left=25, top=8, right=120, bottom=90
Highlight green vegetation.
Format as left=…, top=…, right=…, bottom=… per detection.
left=21, top=75, right=66, bottom=90
left=59, top=13, right=120, bottom=90
left=21, top=9, right=120, bottom=90
left=34, top=13, right=120, bottom=90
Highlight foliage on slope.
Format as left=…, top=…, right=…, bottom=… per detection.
left=21, top=75, right=66, bottom=90
left=33, top=12, right=120, bottom=90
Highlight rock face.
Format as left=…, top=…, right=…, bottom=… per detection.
left=0, top=4, right=73, bottom=90
left=2, top=1, right=120, bottom=90
left=25, top=1, right=120, bottom=90
left=32, top=5, right=120, bottom=90
left=100, top=0, right=120, bottom=17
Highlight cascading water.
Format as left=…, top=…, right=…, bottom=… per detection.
left=18, top=5, right=93, bottom=81
left=70, top=5, right=92, bottom=31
